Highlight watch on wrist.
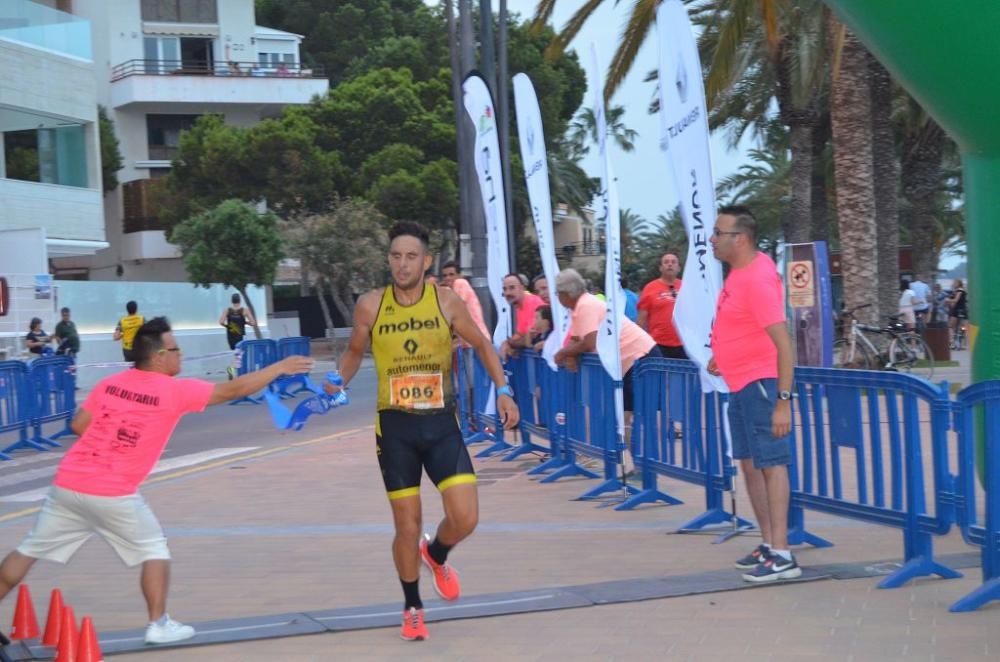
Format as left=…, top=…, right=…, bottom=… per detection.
left=497, top=385, right=514, bottom=399
left=778, top=390, right=794, bottom=401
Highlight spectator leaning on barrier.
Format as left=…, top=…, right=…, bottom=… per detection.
left=707, top=205, right=802, bottom=583
left=499, top=273, right=545, bottom=361
left=553, top=268, right=659, bottom=473
left=53, top=307, right=80, bottom=358
left=0, top=317, right=314, bottom=645
left=440, top=260, right=490, bottom=344
left=531, top=274, right=550, bottom=305
left=113, top=300, right=144, bottom=363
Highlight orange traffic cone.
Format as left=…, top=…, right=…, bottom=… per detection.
left=10, top=584, right=40, bottom=640
left=42, top=588, right=65, bottom=646
left=76, top=617, right=103, bottom=662
left=54, top=605, right=77, bottom=662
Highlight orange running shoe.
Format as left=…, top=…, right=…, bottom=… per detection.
left=400, top=607, right=428, bottom=641
left=420, top=533, right=461, bottom=601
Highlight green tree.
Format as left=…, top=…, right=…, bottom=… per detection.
left=171, top=199, right=283, bottom=338
left=284, top=198, right=392, bottom=326
left=98, top=106, right=123, bottom=193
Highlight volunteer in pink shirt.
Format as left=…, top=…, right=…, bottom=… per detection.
left=552, top=268, right=658, bottom=472
left=0, top=317, right=314, bottom=645
left=440, top=261, right=489, bottom=343
left=499, top=274, right=544, bottom=360
left=707, top=205, right=800, bottom=584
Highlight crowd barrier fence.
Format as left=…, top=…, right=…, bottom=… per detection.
left=0, top=356, right=76, bottom=458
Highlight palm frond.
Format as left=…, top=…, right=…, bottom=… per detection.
left=530, top=0, right=560, bottom=35
left=605, top=0, right=658, bottom=101
left=705, top=0, right=757, bottom=107
left=544, top=0, right=607, bottom=61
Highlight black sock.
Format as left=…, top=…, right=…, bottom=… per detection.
left=401, top=578, right=422, bottom=610
left=428, top=536, right=453, bottom=566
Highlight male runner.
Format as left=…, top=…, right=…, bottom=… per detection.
left=326, top=221, right=519, bottom=641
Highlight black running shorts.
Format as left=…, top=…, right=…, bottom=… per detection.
left=376, top=409, right=476, bottom=500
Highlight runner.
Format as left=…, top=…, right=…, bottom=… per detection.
left=220, top=293, right=255, bottom=351
left=0, top=317, right=314, bottom=644
left=113, top=300, right=144, bottom=363
left=325, top=221, right=519, bottom=641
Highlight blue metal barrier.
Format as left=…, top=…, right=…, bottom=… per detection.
left=230, top=339, right=277, bottom=405
left=502, top=351, right=554, bottom=462
left=26, top=356, right=76, bottom=449
left=0, top=361, right=30, bottom=458
left=621, top=358, right=746, bottom=525
left=538, top=355, right=634, bottom=500
left=454, top=347, right=511, bottom=456
left=275, top=336, right=312, bottom=397
left=789, top=367, right=958, bottom=587
left=950, top=381, right=1000, bottom=612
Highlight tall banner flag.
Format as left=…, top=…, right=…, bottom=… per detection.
left=462, top=72, right=512, bottom=348
left=656, top=0, right=728, bottom=393
left=512, top=73, right=569, bottom=370
left=590, top=44, right=626, bottom=444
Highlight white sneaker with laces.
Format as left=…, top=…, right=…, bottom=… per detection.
left=145, top=616, right=196, bottom=644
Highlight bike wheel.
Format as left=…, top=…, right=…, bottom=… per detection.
left=833, top=338, right=873, bottom=370
left=889, top=334, right=935, bottom=380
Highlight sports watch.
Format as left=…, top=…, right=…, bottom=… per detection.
left=777, top=390, right=794, bottom=401
left=497, top=385, right=515, bottom=399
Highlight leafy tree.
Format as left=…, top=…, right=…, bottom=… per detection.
left=171, top=199, right=284, bottom=338
left=283, top=198, right=393, bottom=327
left=98, top=106, right=123, bottom=193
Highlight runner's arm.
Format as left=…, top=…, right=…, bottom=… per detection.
left=219, top=310, right=227, bottom=326
left=208, top=355, right=314, bottom=406
left=244, top=308, right=256, bottom=326
left=326, top=290, right=377, bottom=391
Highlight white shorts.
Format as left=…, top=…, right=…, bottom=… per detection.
left=17, top=486, right=170, bottom=567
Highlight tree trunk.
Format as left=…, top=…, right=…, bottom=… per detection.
left=775, top=36, right=817, bottom=244
left=828, top=16, right=879, bottom=324
left=327, top=280, right=354, bottom=327
left=869, top=53, right=900, bottom=319
left=313, top=276, right=335, bottom=336
left=236, top=285, right=263, bottom=339
left=810, top=114, right=831, bottom=242
left=901, top=118, right=945, bottom=282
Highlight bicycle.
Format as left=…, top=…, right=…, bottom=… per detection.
left=833, top=303, right=935, bottom=380
left=951, top=320, right=968, bottom=351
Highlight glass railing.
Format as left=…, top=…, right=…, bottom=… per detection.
left=0, top=0, right=91, bottom=61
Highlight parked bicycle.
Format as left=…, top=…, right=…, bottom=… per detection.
left=833, top=303, right=935, bottom=379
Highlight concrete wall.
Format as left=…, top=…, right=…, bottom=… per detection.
left=0, top=37, right=97, bottom=123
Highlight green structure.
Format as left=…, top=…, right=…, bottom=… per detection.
left=825, top=0, right=999, bottom=479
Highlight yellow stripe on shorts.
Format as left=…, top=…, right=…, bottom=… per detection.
left=437, top=473, right=477, bottom=492
left=387, top=486, right=420, bottom=501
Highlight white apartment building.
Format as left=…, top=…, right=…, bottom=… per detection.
left=48, top=0, right=329, bottom=282
left=0, top=0, right=106, bottom=339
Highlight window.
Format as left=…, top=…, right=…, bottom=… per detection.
left=147, top=114, right=199, bottom=161
left=143, top=36, right=179, bottom=73
left=141, top=0, right=218, bottom=23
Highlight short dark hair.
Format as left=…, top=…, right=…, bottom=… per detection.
left=536, top=305, right=552, bottom=323
left=29, top=317, right=42, bottom=329
left=531, top=273, right=547, bottom=287
left=900, top=279, right=911, bottom=291
left=126, top=300, right=138, bottom=315
left=60, top=307, right=70, bottom=314
left=441, top=260, right=459, bottom=272
left=231, top=293, right=241, bottom=304
left=388, top=221, right=430, bottom=249
left=133, top=317, right=171, bottom=367
left=504, top=273, right=529, bottom=287
left=718, top=205, right=757, bottom=242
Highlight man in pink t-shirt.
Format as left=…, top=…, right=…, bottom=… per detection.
left=707, top=206, right=800, bottom=584
left=0, top=317, right=313, bottom=645
left=441, top=261, right=489, bottom=344
left=499, top=273, right=545, bottom=360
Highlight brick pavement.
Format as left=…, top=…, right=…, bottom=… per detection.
left=0, top=417, right=997, bottom=661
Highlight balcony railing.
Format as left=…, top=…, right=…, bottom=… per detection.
left=560, top=240, right=606, bottom=258
left=122, top=178, right=166, bottom=234
left=110, top=59, right=326, bottom=82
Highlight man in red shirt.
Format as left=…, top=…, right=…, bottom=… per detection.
left=637, top=253, right=686, bottom=359
left=707, top=206, right=800, bottom=583
left=0, top=318, right=314, bottom=644
left=499, top=273, right=545, bottom=360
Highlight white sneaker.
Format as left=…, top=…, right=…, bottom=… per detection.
left=145, top=616, right=196, bottom=644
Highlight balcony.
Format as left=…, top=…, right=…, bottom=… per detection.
left=0, top=178, right=104, bottom=245
left=109, top=59, right=329, bottom=109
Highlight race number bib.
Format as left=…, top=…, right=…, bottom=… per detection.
left=389, top=373, right=444, bottom=410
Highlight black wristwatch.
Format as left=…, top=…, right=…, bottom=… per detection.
left=778, top=390, right=795, bottom=401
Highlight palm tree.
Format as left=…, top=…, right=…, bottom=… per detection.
left=869, top=53, right=900, bottom=322
left=827, top=12, right=878, bottom=322
left=567, top=105, right=639, bottom=156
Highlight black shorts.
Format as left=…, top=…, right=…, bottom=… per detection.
left=623, top=346, right=662, bottom=412
left=122, top=348, right=137, bottom=363
left=657, top=344, right=687, bottom=360
left=376, top=409, right=476, bottom=500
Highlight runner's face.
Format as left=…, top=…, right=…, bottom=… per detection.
left=388, top=235, right=431, bottom=290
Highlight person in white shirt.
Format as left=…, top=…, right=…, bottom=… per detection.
left=909, top=276, right=931, bottom=331
left=898, top=279, right=917, bottom=330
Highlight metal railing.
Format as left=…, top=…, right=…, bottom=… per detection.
left=110, top=59, right=326, bottom=82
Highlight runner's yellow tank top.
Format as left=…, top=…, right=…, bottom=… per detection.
left=372, top=283, right=454, bottom=412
